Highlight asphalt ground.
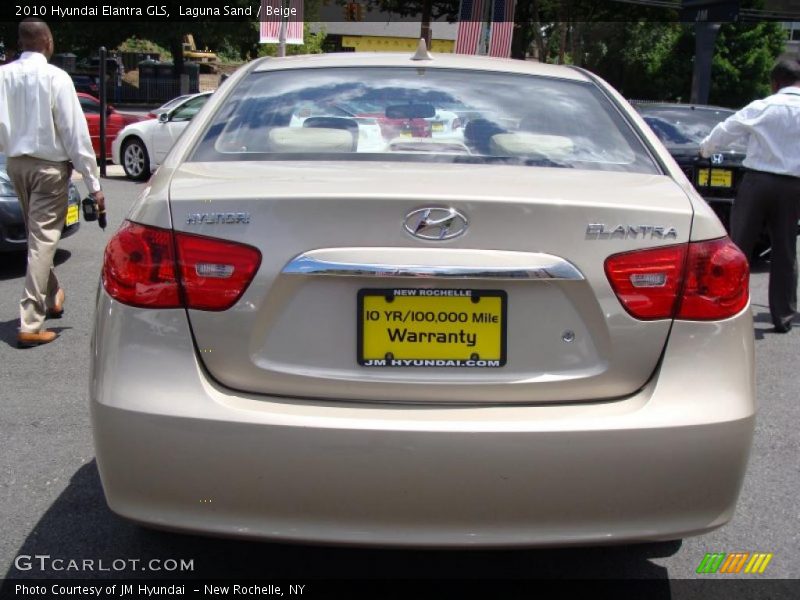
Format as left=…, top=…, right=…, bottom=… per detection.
left=0, top=175, right=798, bottom=596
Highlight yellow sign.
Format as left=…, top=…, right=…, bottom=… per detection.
left=66, top=204, right=79, bottom=226
left=342, top=36, right=455, bottom=53
left=359, top=289, right=506, bottom=367
left=698, top=168, right=733, bottom=188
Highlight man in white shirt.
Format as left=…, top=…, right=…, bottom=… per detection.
left=0, top=19, right=106, bottom=347
left=701, top=54, right=800, bottom=333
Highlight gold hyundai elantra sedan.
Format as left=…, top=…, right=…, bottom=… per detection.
left=90, top=50, right=754, bottom=546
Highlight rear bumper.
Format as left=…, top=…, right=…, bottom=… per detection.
left=91, top=290, right=755, bottom=547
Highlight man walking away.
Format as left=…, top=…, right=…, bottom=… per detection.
left=701, top=53, right=800, bottom=333
left=0, top=19, right=106, bottom=347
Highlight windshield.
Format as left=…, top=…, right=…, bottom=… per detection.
left=637, top=106, right=746, bottom=151
left=192, top=67, right=658, bottom=174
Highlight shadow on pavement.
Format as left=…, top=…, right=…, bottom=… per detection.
left=753, top=310, right=797, bottom=340
left=0, top=320, right=73, bottom=348
left=5, top=461, right=676, bottom=590
left=0, top=319, right=19, bottom=347
left=0, top=249, right=71, bottom=281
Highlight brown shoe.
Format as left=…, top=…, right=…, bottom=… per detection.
left=17, top=330, right=58, bottom=348
left=46, top=288, right=65, bottom=319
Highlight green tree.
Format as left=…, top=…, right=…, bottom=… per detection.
left=579, top=20, right=786, bottom=107
left=510, top=0, right=674, bottom=62
left=710, top=21, right=787, bottom=106
left=515, top=0, right=788, bottom=107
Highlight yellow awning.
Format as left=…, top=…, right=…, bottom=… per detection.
left=342, top=36, right=454, bottom=53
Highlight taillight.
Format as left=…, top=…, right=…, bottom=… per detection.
left=102, top=221, right=261, bottom=311
left=605, top=237, right=748, bottom=321
left=605, top=244, right=687, bottom=319
left=175, top=232, right=261, bottom=311
left=677, top=237, right=749, bottom=320
left=102, top=221, right=181, bottom=308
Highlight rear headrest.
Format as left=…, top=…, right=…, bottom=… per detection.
left=489, top=133, right=574, bottom=159
left=266, top=127, right=355, bottom=153
left=303, top=116, right=359, bottom=133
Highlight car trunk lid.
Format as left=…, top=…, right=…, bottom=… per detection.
left=168, top=161, right=692, bottom=404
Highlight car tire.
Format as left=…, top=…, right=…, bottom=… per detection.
left=121, top=137, right=150, bottom=181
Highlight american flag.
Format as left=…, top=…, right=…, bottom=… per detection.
left=456, top=0, right=516, bottom=57
left=488, top=0, right=516, bottom=58
left=454, top=0, right=487, bottom=55
left=260, top=0, right=304, bottom=45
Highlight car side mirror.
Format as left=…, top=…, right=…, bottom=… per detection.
left=158, top=112, right=169, bottom=124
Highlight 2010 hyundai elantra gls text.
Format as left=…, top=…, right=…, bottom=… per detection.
left=91, top=51, right=754, bottom=546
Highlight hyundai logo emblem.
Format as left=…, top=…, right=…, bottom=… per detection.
left=711, top=154, right=724, bottom=166
left=404, top=207, right=468, bottom=241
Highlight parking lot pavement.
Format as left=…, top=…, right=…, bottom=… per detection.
left=0, top=176, right=798, bottom=588
left=72, top=164, right=126, bottom=179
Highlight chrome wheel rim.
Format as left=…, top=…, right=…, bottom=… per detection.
left=123, top=143, right=145, bottom=177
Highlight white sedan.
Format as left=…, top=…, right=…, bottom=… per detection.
left=112, top=92, right=212, bottom=180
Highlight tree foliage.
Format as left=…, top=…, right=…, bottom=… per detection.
left=508, top=0, right=788, bottom=107
left=1, top=0, right=789, bottom=108
left=0, top=0, right=327, bottom=66
left=576, top=20, right=787, bottom=107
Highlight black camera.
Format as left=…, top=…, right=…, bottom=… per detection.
left=82, top=196, right=106, bottom=229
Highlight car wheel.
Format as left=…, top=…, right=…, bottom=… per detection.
left=122, top=137, right=150, bottom=181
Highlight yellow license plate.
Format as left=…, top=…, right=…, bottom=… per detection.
left=358, top=289, right=506, bottom=367
left=65, top=204, right=79, bottom=226
left=432, top=122, right=444, bottom=132
left=698, top=168, right=733, bottom=188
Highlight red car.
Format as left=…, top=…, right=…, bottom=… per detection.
left=355, top=112, right=430, bottom=139
left=77, top=93, right=145, bottom=158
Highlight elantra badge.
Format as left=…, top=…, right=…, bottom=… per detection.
left=586, top=223, right=678, bottom=240
left=186, top=212, right=251, bottom=225
left=404, top=207, right=468, bottom=240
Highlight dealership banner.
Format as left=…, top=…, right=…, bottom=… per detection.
left=455, top=0, right=516, bottom=58
left=260, top=0, right=304, bottom=45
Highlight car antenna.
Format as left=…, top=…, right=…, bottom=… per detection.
left=411, top=38, right=433, bottom=61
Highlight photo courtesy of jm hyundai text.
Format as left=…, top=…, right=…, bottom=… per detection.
left=91, top=49, right=755, bottom=547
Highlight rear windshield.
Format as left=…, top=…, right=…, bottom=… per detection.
left=191, top=67, right=659, bottom=174
left=637, top=106, right=745, bottom=151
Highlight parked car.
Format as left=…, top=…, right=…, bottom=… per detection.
left=146, top=94, right=194, bottom=119
left=77, top=93, right=145, bottom=159
left=70, top=74, right=98, bottom=96
left=93, top=53, right=754, bottom=546
left=428, top=108, right=463, bottom=140
left=112, top=91, right=212, bottom=180
left=0, top=154, right=80, bottom=253
left=288, top=102, right=387, bottom=152
left=632, top=103, right=745, bottom=230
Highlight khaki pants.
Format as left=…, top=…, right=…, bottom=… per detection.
left=6, top=156, right=70, bottom=333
